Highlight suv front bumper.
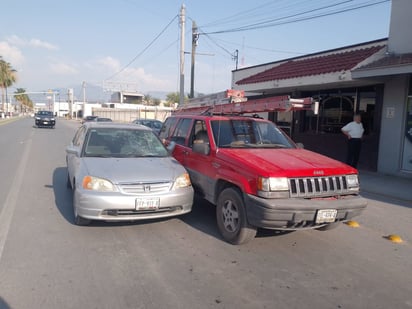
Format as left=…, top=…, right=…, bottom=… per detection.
left=244, top=194, right=367, bottom=230
left=35, top=119, right=56, bottom=127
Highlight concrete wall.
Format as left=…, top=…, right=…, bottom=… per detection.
left=388, top=0, right=412, bottom=54
left=92, top=108, right=171, bottom=123
left=378, top=75, right=409, bottom=175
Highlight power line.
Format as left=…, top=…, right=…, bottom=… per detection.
left=202, top=0, right=389, bottom=35
left=105, top=14, right=178, bottom=81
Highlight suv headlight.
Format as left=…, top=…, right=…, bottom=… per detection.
left=257, top=177, right=289, bottom=198
left=172, top=173, right=191, bottom=190
left=346, top=174, right=359, bottom=191
left=258, top=177, right=289, bottom=191
left=82, top=176, right=115, bottom=192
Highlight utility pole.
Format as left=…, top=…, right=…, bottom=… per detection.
left=179, top=4, right=186, bottom=106
left=233, top=49, right=239, bottom=70
left=82, top=81, right=86, bottom=118
left=190, top=20, right=198, bottom=99
left=68, top=88, right=73, bottom=119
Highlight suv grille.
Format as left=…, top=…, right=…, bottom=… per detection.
left=289, top=176, right=349, bottom=198
left=119, top=182, right=172, bottom=194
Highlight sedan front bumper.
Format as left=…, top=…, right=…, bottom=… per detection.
left=74, top=186, right=194, bottom=221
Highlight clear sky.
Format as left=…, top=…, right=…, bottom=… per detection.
left=0, top=0, right=391, bottom=100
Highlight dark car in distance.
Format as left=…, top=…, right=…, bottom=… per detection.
left=35, top=111, right=55, bottom=128
left=82, top=116, right=98, bottom=124
left=132, top=119, right=163, bottom=134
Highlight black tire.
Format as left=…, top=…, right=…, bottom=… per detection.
left=66, top=173, right=72, bottom=189
left=73, top=186, right=91, bottom=226
left=216, top=188, right=257, bottom=245
left=74, top=213, right=91, bottom=226
left=316, top=222, right=341, bottom=231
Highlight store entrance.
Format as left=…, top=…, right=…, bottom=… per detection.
left=281, top=86, right=383, bottom=171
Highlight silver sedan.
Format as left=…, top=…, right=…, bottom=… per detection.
left=66, top=122, right=194, bottom=225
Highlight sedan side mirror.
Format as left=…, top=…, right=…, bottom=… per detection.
left=66, top=146, right=80, bottom=157
left=166, top=141, right=176, bottom=153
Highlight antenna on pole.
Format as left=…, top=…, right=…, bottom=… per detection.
left=179, top=4, right=186, bottom=105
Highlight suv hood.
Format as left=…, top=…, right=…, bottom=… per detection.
left=82, top=157, right=185, bottom=184
left=217, top=148, right=357, bottom=177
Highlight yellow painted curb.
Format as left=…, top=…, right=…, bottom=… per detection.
left=345, top=220, right=360, bottom=228
left=385, top=234, right=403, bottom=243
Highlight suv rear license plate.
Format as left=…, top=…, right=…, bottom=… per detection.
left=135, top=198, right=160, bottom=211
left=316, top=209, right=337, bottom=223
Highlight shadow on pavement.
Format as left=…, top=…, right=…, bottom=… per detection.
left=52, top=167, right=75, bottom=224
left=0, top=296, right=11, bottom=309
left=360, top=191, right=412, bottom=209
left=52, top=167, right=298, bottom=242
left=181, top=195, right=294, bottom=242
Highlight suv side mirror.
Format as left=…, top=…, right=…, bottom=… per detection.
left=296, top=142, right=304, bottom=149
left=192, top=142, right=210, bottom=155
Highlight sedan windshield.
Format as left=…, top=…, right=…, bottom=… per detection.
left=211, top=119, right=294, bottom=149
left=83, top=128, right=169, bottom=157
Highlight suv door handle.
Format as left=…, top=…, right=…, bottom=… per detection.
left=212, top=162, right=220, bottom=168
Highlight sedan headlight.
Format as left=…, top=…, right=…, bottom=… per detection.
left=35, top=117, right=40, bottom=120
left=172, top=173, right=191, bottom=190
left=346, top=174, right=359, bottom=190
left=82, top=176, right=115, bottom=192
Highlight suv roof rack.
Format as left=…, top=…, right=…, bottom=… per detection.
left=174, top=90, right=315, bottom=115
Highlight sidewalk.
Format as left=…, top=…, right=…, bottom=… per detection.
left=359, top=170, right=412, bottom=202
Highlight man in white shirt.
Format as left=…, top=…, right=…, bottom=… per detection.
left=341, top=114, right=364, bottom=168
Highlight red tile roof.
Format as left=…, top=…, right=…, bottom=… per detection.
left=355, top=53, right=412, bottom=70
left=236, top=45, right=385, bottom=85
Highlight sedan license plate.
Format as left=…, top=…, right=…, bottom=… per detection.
left=316, top=209, right=337, bottom=223
left=135, top=198, right=160, bottom=210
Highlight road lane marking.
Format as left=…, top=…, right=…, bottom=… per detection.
left=0, top=131, right=33, bottom=262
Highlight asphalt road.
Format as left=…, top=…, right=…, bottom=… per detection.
left=0, top=118, right=411, bottom=309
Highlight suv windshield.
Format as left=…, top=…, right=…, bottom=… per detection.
left=211, top=119, right=294, bottom=149
left=37, top=111, right=53, bottom=116
left=83, top=128, right=169, bottom=158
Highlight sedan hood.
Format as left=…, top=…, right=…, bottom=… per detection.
left=82, top=157, right=185, bottom=183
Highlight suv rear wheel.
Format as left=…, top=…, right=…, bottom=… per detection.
left=216, top=188, right=257, bottom=244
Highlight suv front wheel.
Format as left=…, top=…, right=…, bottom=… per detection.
left=216, top=188, right=257, bottom=245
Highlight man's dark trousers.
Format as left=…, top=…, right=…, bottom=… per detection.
left=346, top=138, right=362, bottom=168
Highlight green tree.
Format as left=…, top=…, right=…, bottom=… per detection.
left=144, top=94, right=161, bottom=106
left=166, top=92, right=179, bottom=105
left=166, top=92, right=189, bottom=107
left=0, top=57, right=17, bottom=112
left=144, top=94, right=152, bottom=105
left=14, top=88, right=33, bottom=112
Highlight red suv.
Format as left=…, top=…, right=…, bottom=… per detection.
left=160, top=114, right=367, bottom=244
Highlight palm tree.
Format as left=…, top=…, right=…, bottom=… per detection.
left=0, top=57, right=17, bottom=112
left=14, top=88, right=33, bottom=112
